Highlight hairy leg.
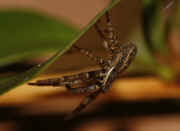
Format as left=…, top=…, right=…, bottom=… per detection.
left=65, top=84, right=98, bottom=93
left=94, top=12, right=119, bottom=54
left=65, top=86, right=102, bottom=120
left=28, top=70, right=103, bottom=87
left=73, top=45, right=109, bottom=70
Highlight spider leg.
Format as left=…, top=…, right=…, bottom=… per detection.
left=29, top=70, right=103, bottom=88
left=65, top=86, right=102, bottom=120
left=94, top=12, right=119, bottom=54
left=73, top=45, right=109, bottom=69
left=29, top=78, right=84, bottom=87
left=65, top=84, right=98, bottom=93
left=30, top=79, right=98, bottom=94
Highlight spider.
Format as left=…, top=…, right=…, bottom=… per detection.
left=29, top=12, right=137, bottom=120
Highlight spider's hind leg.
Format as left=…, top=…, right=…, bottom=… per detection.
left=65, top=87, right=102, bottom=120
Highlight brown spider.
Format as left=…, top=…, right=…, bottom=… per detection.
left=29, top=12, right=137, bottom=119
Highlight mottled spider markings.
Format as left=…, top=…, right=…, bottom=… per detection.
left=29, top=12, right=137, bottom=120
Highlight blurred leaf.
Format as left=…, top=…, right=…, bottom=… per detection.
left=142, top=0, right=169, bottom=55
left=0, top=0, right=121, bottom=95
left=130, top=26, right=174, bottom=81
left=169, top=0, right=180, bottom=28
left=0, top=9, right=79, bottom=67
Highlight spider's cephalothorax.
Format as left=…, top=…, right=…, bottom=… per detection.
left=102, top=43, right=136, bottom=92
left=28, top=12, right=137, bottom=119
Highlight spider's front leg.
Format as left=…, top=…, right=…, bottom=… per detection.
left=28, top=70, right=103, bottom=93
left=94, top=12, right=119, bottom=54
left=65, top=84, right=98, bottom=94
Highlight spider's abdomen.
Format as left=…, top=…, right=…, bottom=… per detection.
left=103, top=43, right=137, bottom=92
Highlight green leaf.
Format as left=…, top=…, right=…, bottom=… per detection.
left=141, top=0, right=169, bottom=55
left=0, top=0, right=120, bottom=95
left=0, top=9, right=79, bottom=67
